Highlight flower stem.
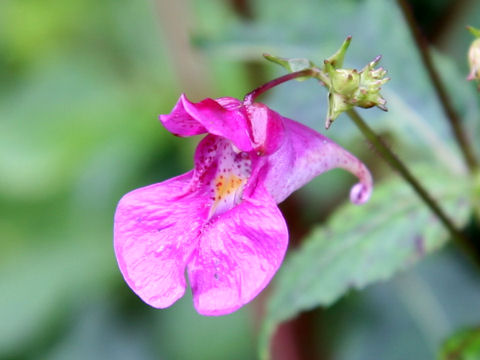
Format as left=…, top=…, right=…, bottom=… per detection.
left=397, top=0, right=479, bottom=173
left=243, top=69, right=314, bottom=104
left=346, top=108, right=480, bottom=266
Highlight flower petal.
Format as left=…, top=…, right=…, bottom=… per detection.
left=187, top=183, right=288, bottom=316
left=245, top=103, right=285, bottom=155
left=263, top=118, right=373, bottom=205
left=158, top=94, right=208, bottom=136
left=160, top=94, right=253, bottom=151
left=114, top=171, right=208, bottom=308
left=192, top=135, right=252, bottom=218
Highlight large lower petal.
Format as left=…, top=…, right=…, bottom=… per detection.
left=187, top=182, right=288, bottom=316
left=263, top=118, right=373, bottom=205
left=114, top=171, right=208, bottom=308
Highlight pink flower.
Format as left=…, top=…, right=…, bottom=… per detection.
left=114, top=94, right=372, bottom=316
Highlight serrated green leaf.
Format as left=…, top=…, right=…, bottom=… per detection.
left=438, top=327, right=480, bottom=360
left=259, top=165, right=472, bottom=359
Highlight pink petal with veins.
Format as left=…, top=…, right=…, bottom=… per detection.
left=114, top=171, right=206, bottom=308
left=188, top=182, right=288, bottom=316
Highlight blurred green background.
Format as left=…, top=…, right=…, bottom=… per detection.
left=1, top=0, right=480, bottom=359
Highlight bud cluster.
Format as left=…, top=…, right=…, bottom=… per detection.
left=264, top=36, right=390, bottom=129
left=324, top=55, right=389, bottom=128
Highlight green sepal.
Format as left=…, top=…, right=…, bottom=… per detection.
left=324, top=35, right=352, bottom=69
left=467, top=26, right=480, bottom=38
left=326, top=92, right=351, bottom=129
left=263, top=54, right=315, bottom=81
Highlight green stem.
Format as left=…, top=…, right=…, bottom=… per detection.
left=346, top=108, right=480, bottom=266
left=244, top=69, right=314, bottom=104
left=243, top=68, right=330, bottom=105
left=397, top=0, right=479, bottom=173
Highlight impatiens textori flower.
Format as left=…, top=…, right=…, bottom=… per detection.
left=114, top=94, right=373, bottom=316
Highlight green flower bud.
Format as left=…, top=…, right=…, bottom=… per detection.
left=326, top=63, right=360, bottom=95
left=355, top=55, right=389, bottom=110
left=325, top=55, right=389, bottom=128
left=262, top=37, right=390, bottom=129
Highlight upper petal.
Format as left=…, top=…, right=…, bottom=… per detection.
left=158, top=95, right=208, bottom=136
left=187, top=182, right=288, bottom=316
left=114, top=171, right=208, bottom=308
left=262, top=118, right=373, bottom=205
left=245, top=103, right=285, bottom=155
left=160, top=94, right=253, bottom=152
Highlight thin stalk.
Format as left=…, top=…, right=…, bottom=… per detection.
left=397, top=0, right=479, bottom=173
left=346, top=108, right=480, bottom=266
left=244, top=69, right=315, bottom=104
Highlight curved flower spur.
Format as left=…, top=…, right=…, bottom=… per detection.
left=113, top=94, right=372, bottom=316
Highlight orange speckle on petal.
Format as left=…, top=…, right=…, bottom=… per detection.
left=210, top=173, right=246, bottom=216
